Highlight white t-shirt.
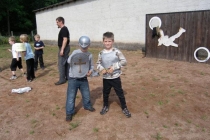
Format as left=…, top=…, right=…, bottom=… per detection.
left=12, top=44, right=22, bottom=58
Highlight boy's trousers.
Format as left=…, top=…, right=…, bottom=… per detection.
left=103, top=77, right=127, bottom=109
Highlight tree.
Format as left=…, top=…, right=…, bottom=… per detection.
left=0, top=0, right=23, bottom=35
left=0, top=0, right=66, bottom=36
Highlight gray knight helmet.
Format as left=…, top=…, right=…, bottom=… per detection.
left=79, top=36, right=91, bottom=48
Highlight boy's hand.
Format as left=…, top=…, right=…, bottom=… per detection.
left=86, top=70, right=92, bottom=76
left=16, top=58, right=19, bottom=61
left=101, top=69, right=107, bottom=74
left=107, top=66, right=114, bottom=74
left=8, top=49, right=11, bottom=52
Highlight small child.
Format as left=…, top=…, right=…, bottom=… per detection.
left=8, top=36, right=25, bottom=80
left=65, top=36, right=95, bottom=122
left=34, top=34, right=45, bottom=70
left=20, top=34, right=35, bottom=82
left=96, top=32, right=131, bottom=118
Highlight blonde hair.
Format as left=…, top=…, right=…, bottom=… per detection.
left=34, top=34, right=40, bottom=38
left=9, top=36, right=16, bottom=42
left=103, top=32, right=114, bottom=41
left=20, top=34, right=28, bottom=42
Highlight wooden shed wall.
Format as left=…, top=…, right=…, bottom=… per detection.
left=145, top=10, right=210, bottom=64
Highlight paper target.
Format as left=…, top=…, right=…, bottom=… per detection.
left=194, top=47, right=210, bottom=62
left=149, top=16, right=162, bottom=30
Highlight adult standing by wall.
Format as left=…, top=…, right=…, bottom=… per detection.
left=55, top=16, right=70, bottom=85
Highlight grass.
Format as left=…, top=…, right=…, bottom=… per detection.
left=144, top=111, right=149, bottom=115
left=69, top=122, right=80, bottom=130
left=152, top=133, right=162, bottom=140
left=201, top=115, right=208, bottom=121
left=29, top=130, right=34, bottom=134
left=174, top=123, right=179, bottom=126
left=163, top=125, right=168, bottom=128
left=93, top=127, right=99, bottom=132
left=56, top=105, right=60, bottom=110
left=31, top=119, right=38, bottom=124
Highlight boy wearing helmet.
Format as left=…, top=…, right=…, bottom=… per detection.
left=96, top=32, right=131, bottom=118
left=65, top=36, right=95, bottom=122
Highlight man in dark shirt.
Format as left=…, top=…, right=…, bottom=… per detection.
left=55, top=16, right=70, bottom=85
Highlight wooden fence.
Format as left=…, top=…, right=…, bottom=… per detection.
left=145, top=10, right=210, bottom=64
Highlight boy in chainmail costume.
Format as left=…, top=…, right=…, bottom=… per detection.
left=96, top=32, right=131, bottom=118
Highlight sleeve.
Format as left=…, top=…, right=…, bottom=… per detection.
left=34, top=42, right=36, bottom=47
left=67, top=50, right=76, bottom=64
left=89, top=54, right=94, bottom=72
left=41, top=41, right=45, bottom=47
left=96, top=52, right=105, bottom=71
left=112, top=49, right=127, bottom=70
left=61, top=27, right=68, bottom=38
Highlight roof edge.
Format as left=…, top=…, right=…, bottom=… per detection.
left=33, top=0, right=76, bottom=12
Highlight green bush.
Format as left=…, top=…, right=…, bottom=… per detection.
left=0, top=36, right=25, bottom=45
left=0, top=36, right=9, bottom=45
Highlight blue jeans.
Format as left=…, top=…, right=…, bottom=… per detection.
left=66, top=77, right=92, bottom=115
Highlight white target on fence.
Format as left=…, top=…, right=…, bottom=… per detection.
left=149, top=16, right=162, bottom=30
left=194, top=47, right=210, bottom=62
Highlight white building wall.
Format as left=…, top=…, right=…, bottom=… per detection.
left=35, top=0, right=210, bottom=45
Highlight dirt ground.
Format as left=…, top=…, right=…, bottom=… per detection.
left=0, top=48, right=210, bottom=140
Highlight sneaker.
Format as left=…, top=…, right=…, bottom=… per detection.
left=54, top=81, right=66, bottom=85
left=66, top=115, right=72, bottom=122
left=41, top=67, right=45, bottom=70
left=100, top=106, right=109, bottom=115
left=84, top=107, right=95, bottom=112
left=27, top=79, right=32, bottom=82
left=23, top=73, right=26, bottom=77
left=31, top=77, right=36, bottom=81
left=122, top=108, right=131, bottom=118
left=10, top=75, right=17, bottom=80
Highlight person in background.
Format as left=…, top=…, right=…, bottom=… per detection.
left=20, top=34, right=35, bottom=82
left=34, top=34, right=45, bottom=71
left=55, top=16, right=70, bottom=85
left=8, top=36, right=26, bottom=80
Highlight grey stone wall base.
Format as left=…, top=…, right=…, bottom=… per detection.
left=42, top=40, right=144, bottom=51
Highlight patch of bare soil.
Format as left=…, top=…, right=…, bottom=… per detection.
left=0, top=49, right=210, bottom=140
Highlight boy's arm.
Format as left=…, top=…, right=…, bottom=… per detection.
left=89, top=54, right=94, bottom=72
left=96, top=53, right=105, bottom=71
left=16, top=51, right=19, bottom=61
left=22, top=51, right=26, bottom=56
left=112, top=50, right=127, bottom=70
left=67, top=50, right=76, bottom=64
left=39, top=41, right=45, bottom=49
left=34, top=42, right=38, bottom=50
left=87, top=54, right=94, bottom=76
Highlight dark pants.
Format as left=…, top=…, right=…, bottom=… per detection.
left=34, top=53, right=44, bottom=69
left=103, top=77, right=127, bottom=109
left=58, top=45, right=70, bottom=82
left=10, top=57, right=23, bottom=71
left=26, top=58, right=35, bottom=80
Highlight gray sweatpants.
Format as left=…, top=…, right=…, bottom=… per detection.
left=58, top=45, right=70, bottom=82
